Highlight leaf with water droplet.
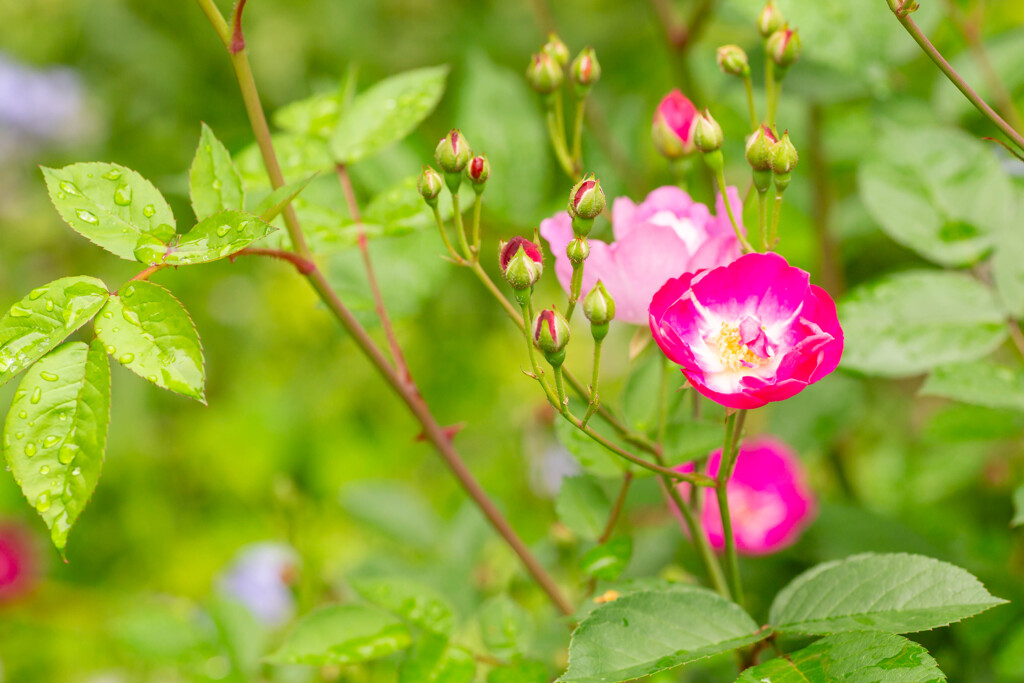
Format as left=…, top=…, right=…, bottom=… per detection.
left=162, top=210, right=274, bottom=266
left=250, top=174, right=316, bottom=223
left=329, top=65, right=449, bottom=165
left=190, top=123, right=245, bottom=221
left=0, top=276, right=109, bottom=388
left=95, top=281, right=205, bottom=402
left=42, top=163, right=176, bottom=261
left=267, top=604, right=412, bottom=666
left=2, top=340, right=111, bottom=553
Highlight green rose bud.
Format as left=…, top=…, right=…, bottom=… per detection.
left=543, top=33, right=570, bottom=67
left=583, top=280, right=616, bottom=333
left=716, top=45, right=750, bottom=78
left=758, top=0, right=784, bottom=38
left=526, top=52, right=564, bottom=95
left=533, top=308, right=571, bottom=363
left=571, top=47, right=601, bottom=96
left=694, top=109, right=724, bottom=154
left=567, top=236, right=590, bottom=264
left=418, top=165, right=444, bottom=207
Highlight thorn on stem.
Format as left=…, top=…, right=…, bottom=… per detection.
left=230, top=0, right=248, bottom=54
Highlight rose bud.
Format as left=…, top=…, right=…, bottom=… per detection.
left=568, top=174, right=606, bottom=222
left=567, top=236, right=590, bottom=264
left=571, top=47, right=601, bottom=95
left=767, top=26, right=801, bottom=71
left=771, top=131, right=799, bottom=192
left=758, top=0, right=784, bottom=38
left=467, top=154, right=490, bottom=193
left=526, top=52, right=564, bottom=95
left=435, top=129, right=471, bottom=173
left=418, top=165, right=444, bottom=207
left=499, top=236, right=544, bottom=290
left=543, top=33, right=570, bottom=67
left=745, top=125, right=777, bottom=172
left=584, top=280, right=616, bottom=340
left=651, top=89, right=699, bottom=160
left=533, top=308, right=571, bottom=365
left=716, top=45, right=750, bottom=78
left=694, top=109, right=724, bottom=154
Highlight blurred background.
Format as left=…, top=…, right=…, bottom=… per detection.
left=1, top=0, right=1024, bottom=680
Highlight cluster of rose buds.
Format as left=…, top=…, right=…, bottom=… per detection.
left=759, top=0, right=802, bottom=77
left=426, top=129, right=489, bottom=195
left=527, top=34, right=602, bottom=98
left=745, top=125, right=798, bottom=192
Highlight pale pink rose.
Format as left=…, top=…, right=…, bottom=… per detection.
left=673, top=437, right=817, bottom=555
left=539, top=186, right=745, bottom=325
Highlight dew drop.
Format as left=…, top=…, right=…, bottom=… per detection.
left=58, top=444, right=77, bottom=465
left=39, top=371, right=59, bottom=382
left=59, top=181, right=81, bottom=196
left=118, top=353, right=135, bottom=364
left=143, top=204, right=156, bottom=218
left=71, top=467, right=81, bottom=477
left=216, top=224, right=231, bottom=237
left=105, top=345, right=116, bottom=355
left=35, top=493, right=51, bottom=512
left=28, top=287, right=47, bottom=300
left=102, top=310, right=113, bottom=319
left=30, top=387, right=41, bottom=404
left=114, top=183, right=133, bottom=206
left=43, top=435, right=60, bottom=448
left=212, top=179, right=222, bottom=190
left=8, top=305, right=31, bottom=318
left=24, top=442, right=36, bottom=457
left=75, top=209, right=100, bottom=225
left=103, top=168, right=122, bottom=181
left=17, top=411, right=26, bottom=419
left=44, top=300, right=54, bottom=312
left=39, top=465, right=50, bottom=475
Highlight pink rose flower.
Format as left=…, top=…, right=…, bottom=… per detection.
left=649, top=252, right=843, bottom=409
left=0, top=522, right=38, bottom=601
left=652, top=89, right=700, bottom=158
left=674, top=437, right=817, bottom=555
left=539, top=186, right=745, bottom=325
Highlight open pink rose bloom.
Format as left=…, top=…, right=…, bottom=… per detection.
left=674, top=437, right=817, bottom=555
left=540, top=186, right=745, bottom=325
left=649, top=252, right=843, bottom=409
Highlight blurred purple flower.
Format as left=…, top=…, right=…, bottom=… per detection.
left=216, top=542, right=299, bottom=627
left=0, top=53, right=92, bottom=155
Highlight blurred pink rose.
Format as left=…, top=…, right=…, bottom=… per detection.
left=540, top=186, right=744, bottom=325
left=0, top=522, right=38, bottom=601
left=649, top=252, right=843, bottom=409
left=674, top=437, right=816, bottom=555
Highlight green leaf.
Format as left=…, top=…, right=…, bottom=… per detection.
left=769, top=553, right=1006, bottom=635
left=350, top=575, right=456, bottom=636
left=992, top=189, right=1024, bottom=318
left=42, top=162, right=177, bottom=261
left=339, top=480, right=441, bottom=549
left=189, top=123, right=245, bottom=221
left=839, top=271, right=1007, bottom=378
left=920, top=361, right=1024, bottom=411
left=858, top=126, right=1012, bottom=266
left=735, top=631, right=946, bottom=682
left=237, top=133, right=334, bottom=188
left=94, top=281, right=205, bottom=402
left=559, top=587, right=767, bottom=682
left=148, top=211, right=274, bottom=266
left=580, top=537, right=633, bottom=582
left=3, top=340, right=110, bottom=552
left=556, top=476, right=611, bottom=540
left=0, top=277, right=109, bottom=388
left=329, top=65, right=449, bottom=164
left=267, top=604, right=412, bottom=666
left=274, top=87, right=346, bottom=140
left=487, top=661, right=549, bottom=683
left=251, top=175, right=317, bottom=223
left=363, top=176, right=446, bottom=237
left=478, top=595, right=533, bottom=662
left=398, top=633, right=475, bottom=683
left=1012, top=486, right=1024, bottom=528
left=456, top=51, right=549, bottom=223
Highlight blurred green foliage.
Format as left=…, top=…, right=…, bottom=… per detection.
left=2, top=0, right=1024, bottom=681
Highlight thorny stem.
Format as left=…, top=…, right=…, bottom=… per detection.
left=233, top=247, right=316, bottom=274
left=887, top=0, right=1024, bottom=153
left=717, top=410, right=748, bottom=605
left=194, top=0, right=575, bottom=618
left=553, top=364, right=569, bottom=413
left=336, top=163, right=410, bottom=381
left=129, top=264, right=167, bottom=282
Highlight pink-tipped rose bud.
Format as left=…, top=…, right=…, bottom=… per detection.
left=771, top=131, right=799, bottom=192
left=543, top=33, right=570, bottom=67
left=568, top=174, right=606, bottom=221
left=571, top=47, right=601, bottom=94
left=767, top=26, right=801, bottom=70
left=566, top=236, right=590, bottom=264
left=435, top=129, right=472, bottom=174
left=745, top=125, right=778, bottom=172
left=533, top=308, right=571, bottom=358
left=758, top=0, right=784, bottom=38
left=694, top=109, right=724, bottom=154
left=500, top=236, right=544, bottom=290
left=652, top=89, right=699, bottom=160
left=716, top=45, right=750, bottom=77
left=418, top=165, right=444, bottom=207
left=526, top=52, right=564, bottom=95
left=467, top=154, right=490, bottom=191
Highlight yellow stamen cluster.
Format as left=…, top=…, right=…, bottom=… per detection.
left=594, top=590, right=620, bottom=604
left=711, top=321, right=767, bottom=371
